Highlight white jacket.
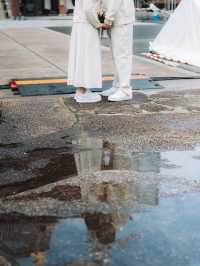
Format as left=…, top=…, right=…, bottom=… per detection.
left=73, top=0, right=101, bottom=28
left=102, top=0, right=135, bottom=26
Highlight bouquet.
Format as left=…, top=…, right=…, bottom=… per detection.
left=97, top=9, right=105, bottom=38
left=97, top=9, right=105, bottom=24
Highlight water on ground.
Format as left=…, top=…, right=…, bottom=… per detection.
left=1, top=135, right=200, bottom=266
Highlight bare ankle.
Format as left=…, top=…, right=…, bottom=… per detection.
left=77, top=87, right=86, bottom=94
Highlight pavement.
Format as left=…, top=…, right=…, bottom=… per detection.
left=1, top=18, right=200, bottom=149
left=1, top=18, right=199, bottom=85
left=1, top=18, right=200, bottom=266
left=2, top=24, right=200, bottom=146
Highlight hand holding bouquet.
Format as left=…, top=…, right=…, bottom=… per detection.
left=97, top=9, right=112, bottom=38
left=97, top=9, right=105, bottom=38
left=97, top=9, right=105, bottom=24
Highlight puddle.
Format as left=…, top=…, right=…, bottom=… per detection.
left=0, top=144, right=78, bottom=197
left=1, top=135, right=200, bottom=265
left=160, top=148, right=200, bottom=179
left=1, top=135, right=200, bottom=197
left=1, top=192, right=200, bottom=266
left=71, top=135, right=200, bottom=181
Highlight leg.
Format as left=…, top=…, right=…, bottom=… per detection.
left=101, top=30, right=120, bottom=97
left=109, top=24, right=133, bottom=101
left=77, top=87, right=86, bottom=94
left=110, top=32, right=120, bottom=90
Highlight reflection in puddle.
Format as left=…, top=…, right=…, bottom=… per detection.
left=0, top=151, right=78, bottom=198
left=1, top=193, right=200, bottom=266
left=73, top=134, right=200, bottom=180
left=73, top=134, right=161, bottom=175
left=1, top=135, right=200, bottom=265
left=2, top=135, right=199, bottom=198
left=161, top=147, right=200, bottom=179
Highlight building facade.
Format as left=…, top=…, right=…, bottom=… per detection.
left=9, top=0, right=181, bottom=18
left=10, top=0, right=74, bottom=17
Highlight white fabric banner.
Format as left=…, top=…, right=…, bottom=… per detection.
left=150, top=0, right=200, bottom=67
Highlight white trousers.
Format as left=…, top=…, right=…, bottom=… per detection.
left=109, top=24, right=133, bottom=95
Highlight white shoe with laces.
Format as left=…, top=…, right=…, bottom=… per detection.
left=100, top=87, right=118, bottom=97
left=74, top=91, right=102, bottom=103
left=108, top=90, right=132, bottom=102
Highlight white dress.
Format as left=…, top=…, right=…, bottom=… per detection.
left=68, top=0, right=102, bottom=89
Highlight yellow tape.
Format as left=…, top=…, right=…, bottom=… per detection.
left=16, top=75, right=145, bottom=86
left=16, top=79, right=67, bottom=85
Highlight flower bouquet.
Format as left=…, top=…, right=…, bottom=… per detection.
left=97, top=9, right=105, bottom=38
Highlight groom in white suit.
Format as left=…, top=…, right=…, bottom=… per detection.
left=101, top=0, right=135, bottom=101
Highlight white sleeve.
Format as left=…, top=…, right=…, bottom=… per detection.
left=104, top=0, right=122, bottom=25
left=83, top=0, right=101, bottom=28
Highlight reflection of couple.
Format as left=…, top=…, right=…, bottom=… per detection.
left=68, top=0, right=135, bottom=103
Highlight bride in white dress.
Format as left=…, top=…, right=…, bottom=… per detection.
left=68, top=0, right=103, bottom=103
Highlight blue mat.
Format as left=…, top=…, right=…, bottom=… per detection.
left=19, top=79, right=163, bottom=97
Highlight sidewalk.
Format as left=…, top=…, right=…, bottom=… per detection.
left=0, top=17, right=158, bottom=29
left=0, top=25, right=198, bottom=87
left=0, top=18, right=73, bottom=29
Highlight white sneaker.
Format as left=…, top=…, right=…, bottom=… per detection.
left=74, top=91, right=102, bottom=103
left=100, top=87, right=118, bottom=97
left=108, top=90, right=132, bottom=102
